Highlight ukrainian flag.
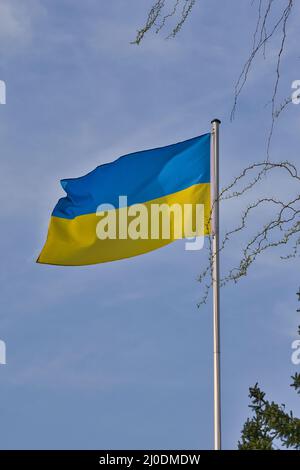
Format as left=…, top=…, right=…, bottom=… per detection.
left=37, top=133, right=211, bottom=265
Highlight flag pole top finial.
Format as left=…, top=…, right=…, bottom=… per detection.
left=211, top=119, right=221, bottom=124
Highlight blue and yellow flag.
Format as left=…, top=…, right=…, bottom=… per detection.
left=37, top=133, right=211, bottom=265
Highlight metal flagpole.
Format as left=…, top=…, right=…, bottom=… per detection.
left=211, top=119, right=221, bottom=450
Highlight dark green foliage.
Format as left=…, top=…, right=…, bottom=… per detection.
left=239, top=383, right=300, bottom=450
left=239, top=325, right=300, bottom=450
left=291, top=372, right=300, bottom=395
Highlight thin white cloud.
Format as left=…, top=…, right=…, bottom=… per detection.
left=0, top=0, right=45, bottom=54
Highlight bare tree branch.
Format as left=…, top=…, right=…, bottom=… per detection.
left=133, top=1, right=295, bottom=156
left=198, top=161, right=300, bottom=306
left=132, top=0, right=197, bottom=44
left=132, top=1, right=299, bottom=306
left=231, top=0, right=294, bottom=158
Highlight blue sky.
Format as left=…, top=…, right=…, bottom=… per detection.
left=0, top=0, right=299, bottom=450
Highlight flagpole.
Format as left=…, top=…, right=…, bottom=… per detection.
left=211, top=119, right=221, bottom=450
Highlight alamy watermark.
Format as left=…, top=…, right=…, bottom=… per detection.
left=290, top=287, right=300, bottom=365
left=291, top=340, right=300, bottom=365
left=96, top=196, right=206, bottom=251
left=0, top=340, right=6, bottom=365
left=0, top=80, right=6, bottom=365
left=291, top=80, right=300, bottom=105
left=0, top=80, right=6, bottom=104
